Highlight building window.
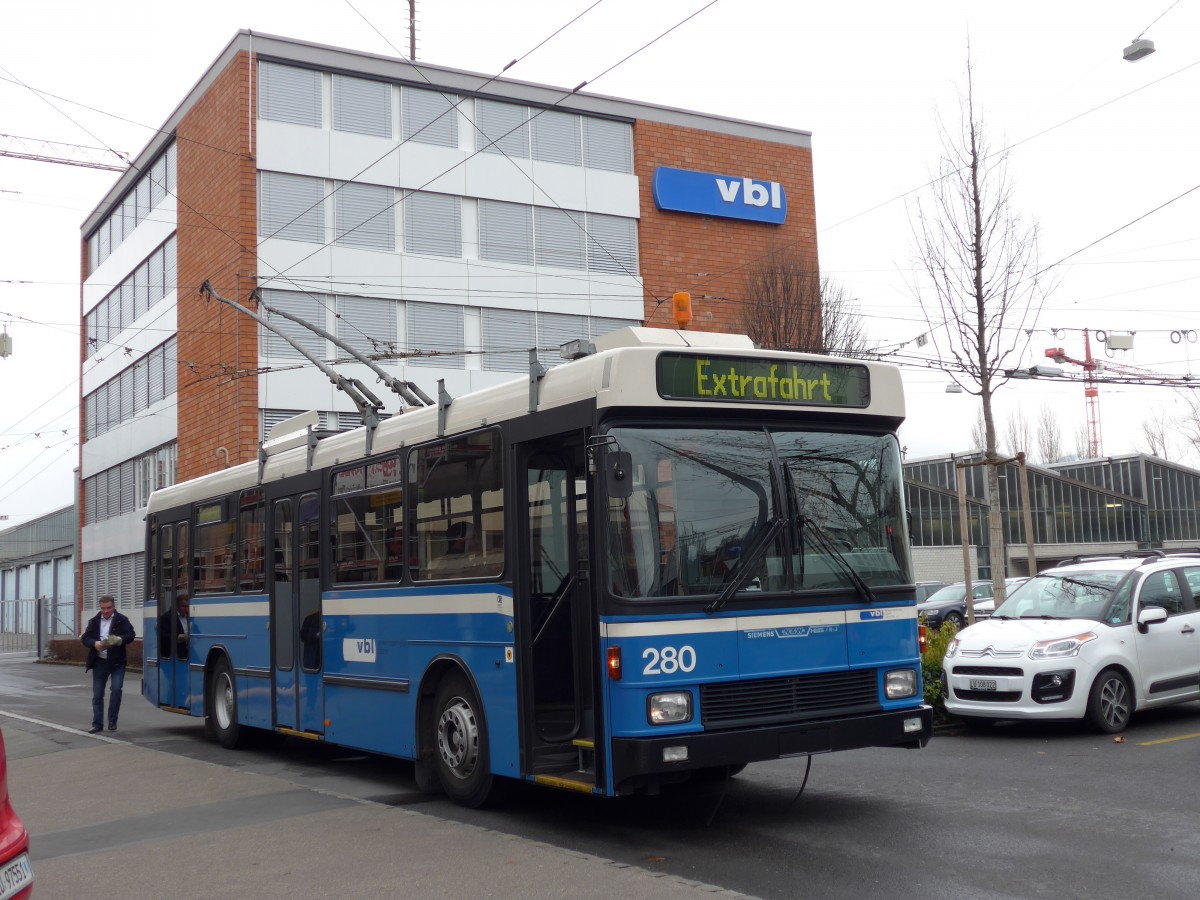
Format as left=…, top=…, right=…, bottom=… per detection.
left=583, top=117, right=633, bottom=173
left=482, top=309, right=535, bottom=373
left=535, top=207, right=585, bottom=270
left=403, top=192, right=461, bottom=258
left=406, top=303, right=463, bottom=369
left=402, top=86, right=458, bottom=148
left=259, top=289, right=329, bottom=360
left=475, top=99, right=529, bottom=158
left=259, top=62, right=322, bottom=127
left=334, top=181, right=395, bottom=251
left=479, top=200, right=532, bottom=265
left=333, top=73, right=391, bottom=137
left=260, top=172, right=326, bottom=243
left=336, top=295, right=398, bottom=358
left=586, top=212, right=638, bottom=275
left=532, top=110, right=581, bottom=166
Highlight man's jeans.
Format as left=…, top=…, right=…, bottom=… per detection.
left=92, top=658, right=126, bottom=729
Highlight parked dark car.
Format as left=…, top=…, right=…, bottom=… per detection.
left=914, top=581, right=949, bottom=602
left=917, top=578, right=1027, bottom=629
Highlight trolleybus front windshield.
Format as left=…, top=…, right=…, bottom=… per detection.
left=605, top=426, right=911, bottom=600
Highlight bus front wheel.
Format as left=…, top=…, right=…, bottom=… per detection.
left=209, top=658, right=245, bottom=750
left=432, top=672, right=496, bottom=807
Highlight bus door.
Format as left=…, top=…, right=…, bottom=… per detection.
left=269, top=491, right=324, bottom=735
left=156, top=519, right=191, bottom=710
left=520, top=443, right=595, bottom=782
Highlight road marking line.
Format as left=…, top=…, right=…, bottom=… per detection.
left=1137, top=731, right=1200, bottom=746
left=0, top=709, right=122, bottom=744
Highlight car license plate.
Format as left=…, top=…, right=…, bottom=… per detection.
left=969, top=679, right=997, bottom=691
left=0, top=853, right=33, bottom=900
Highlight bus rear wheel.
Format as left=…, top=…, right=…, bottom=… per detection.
left=432, top=672, right=497, bottom=807
left=209, top=658, right=245, bottom=749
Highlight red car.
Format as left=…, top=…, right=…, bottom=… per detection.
left=0, top=729, right=33, bottom=899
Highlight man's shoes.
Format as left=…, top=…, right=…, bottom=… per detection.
left=108, top=724, right=117, bottom=732
left=88, top=725, right=103, bottom=734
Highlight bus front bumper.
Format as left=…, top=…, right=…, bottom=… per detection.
left=609, top=705, right=932, bottom=790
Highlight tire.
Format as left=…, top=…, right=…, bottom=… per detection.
left=944, top=610, right=964, bottom=630
left=209, top=658, right=246, bottom=749
left=1086, top=668, right=1132, bottom=734
left=432, top=672, right=498, bottom=807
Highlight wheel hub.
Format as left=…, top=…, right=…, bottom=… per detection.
left=437, top=698, right=479, bottom=778
left=1100, top=678, right=1129, bottom=727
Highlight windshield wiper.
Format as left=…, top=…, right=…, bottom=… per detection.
left=705, top=516, right=786, bottom=614
left=781, top=463, right=881, bottom=604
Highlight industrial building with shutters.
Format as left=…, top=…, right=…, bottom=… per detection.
left=76, top=31, right=818, bottom=624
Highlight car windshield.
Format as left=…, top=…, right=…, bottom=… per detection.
left=604, top=425, right=912, bottom=600
left=991, top=570, right=1126, bottom=621
left=922, top=584, right=967, bottom=604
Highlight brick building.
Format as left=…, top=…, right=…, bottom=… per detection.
left=77, top=31, right=817, bottom=623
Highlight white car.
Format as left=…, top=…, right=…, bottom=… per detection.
left=942, top=553, right=1200, bottom=733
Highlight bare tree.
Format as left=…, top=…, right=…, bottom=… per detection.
left=970, top=407, right=986, bottom=451
left=909, top=56, right=1049, bottom=601
left=1139, top=405, right=1172, bottom=459
left=1036, top=403, right=1062, bottom=464
left=741, top=246, right=872, bottom=357
left=1074, top=423, right=1092, bottom=460
left=1004, top=410, right=1033, bottom=458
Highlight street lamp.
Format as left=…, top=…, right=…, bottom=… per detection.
left=1123, top=38, right=1155, bottom=61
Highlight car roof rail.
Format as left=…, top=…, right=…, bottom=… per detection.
left=1061, top=549, right=1163, bottom=566
left=1140, top=547, right=1200, bottom=566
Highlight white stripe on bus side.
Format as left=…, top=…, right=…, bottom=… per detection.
left=323, top=593, right=514, bottom=617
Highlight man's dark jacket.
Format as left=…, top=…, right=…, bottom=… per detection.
left=81, top=610, right=137, bottom=672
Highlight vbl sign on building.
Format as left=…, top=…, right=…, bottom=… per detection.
left=652, top=166, right=787, bottom=224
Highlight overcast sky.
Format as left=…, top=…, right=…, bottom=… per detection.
left=2, top=0, right=1198, bottom=524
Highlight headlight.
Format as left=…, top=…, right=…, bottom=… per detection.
left=944, top=638, right=960, bottom=659
left=884, top=668, right=918, bottom=699
left=648, top=691, right=692, bottom=725
left=1029, top=632, right=1097, bottom=660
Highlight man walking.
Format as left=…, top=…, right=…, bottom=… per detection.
left=81, top=595, right=137, bottom=734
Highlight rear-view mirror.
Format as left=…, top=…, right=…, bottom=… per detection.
left=605, top=450, right=633, bottom=500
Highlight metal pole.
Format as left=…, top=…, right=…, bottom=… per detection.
left=957, top=462, right=974, bottom=625
left=1017, top=453, right=1038, bottom=579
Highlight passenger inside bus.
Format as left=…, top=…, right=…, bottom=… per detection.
left=158, top=594, right=190, bottom=658
left=430, top=521, right=489, bottom=578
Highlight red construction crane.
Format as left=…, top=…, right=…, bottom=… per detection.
left=1045, top=332, right=1105, bottom=457
left=1045, top=334, right=1180, bottom=458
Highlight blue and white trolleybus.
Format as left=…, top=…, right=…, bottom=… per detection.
left=142, top=326, right=932, bottom=806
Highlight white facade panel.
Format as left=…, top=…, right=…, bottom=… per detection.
left=463, top=153, right=536, bottom=205
left=399, top=256, right=470, bottom=305
left=584, top=168, right=641, bottom=218
left=258, top=366, right=340, bottom=414
left=80, top=509, right=147, bottom=563
left=396, top=143, right=466, bottom=196
left=256, top=119, right=331, bottom=177
left=327, top=131, right=401, bottom=186
left=257, top=239, right=335, bottom=291
left=81, top=396, right=177, bottom=479
left=466, top=263, right=539, bottom=312
left=529, top=162, right=589, bottom=214
left=327, top=246, right=405, bottom=298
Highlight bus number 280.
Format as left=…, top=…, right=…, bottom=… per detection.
left=642, top=645, right=697, bottom=675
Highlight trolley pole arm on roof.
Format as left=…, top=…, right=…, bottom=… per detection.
left=252, top=287, right=432, bottom=409
left=200, top=280, right=385, bottom=456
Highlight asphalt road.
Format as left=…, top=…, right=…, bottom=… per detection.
left=4, top=656, right=1200, bottom=899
